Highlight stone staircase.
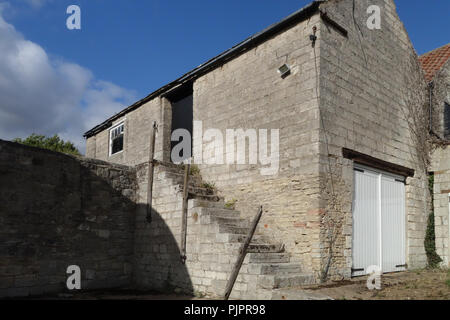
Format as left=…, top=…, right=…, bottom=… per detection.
left=154, top=162, right=318, bottom=299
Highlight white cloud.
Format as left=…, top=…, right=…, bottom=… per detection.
left=0, top=10, right=137, bottom=153
left=23, top=0, right=50, bottom=9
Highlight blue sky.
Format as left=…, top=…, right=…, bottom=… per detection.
left=0, top=0, right=449, bottom=150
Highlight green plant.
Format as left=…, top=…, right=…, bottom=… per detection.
left=445, top=279, right=450, bottom=288
left=425, top=173, right=442, bottom=268
left=189, top=164, right=200, bottom=176
left=224, top=199, right=238, bottom=210
left=13, top=134, right=81, bottom=156
left=202, top=182, right=216, bottom=193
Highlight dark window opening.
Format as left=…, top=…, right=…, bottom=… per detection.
left=167, top=83, right=193, bottom=163
left=110, top=123, right=124, bottom=155
left=444, top=102, right=450, bottom=140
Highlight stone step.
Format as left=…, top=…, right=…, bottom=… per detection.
left=210, top=216, right=250, bottom=228
left=161, top=165, right=204, bottom=182
left=195, top=207, right=241, bottom=218
left=218, top=224, right=251, bottom=235
left=187, top=186, right=215, bottom=196
left=156, top=161, right=184, bottom=170
left=258, top=273, right=316, bottom=289
left=177, top=185, right=215, bottom=196
left=159, top=165, right=184, bottom=174
left=159, top=171, right=203, bottom=185
left=247, top=243, right=285, bottom=253
left=188, top=192, right=223, bottom=202
left=198, top=215, right=246, bottom=227
left=162, top=169, right=203, bottom=182
left=248, top=253, right=290, bottom=264
left=188, top=199, right=227, bottom=209
left=223, top=242, right=284, bottom=254
left=247, top=262, right=302, bottom=275
left=215, top=233, right=270, bottom=244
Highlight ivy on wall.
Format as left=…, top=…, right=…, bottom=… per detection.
left=425, top=174, right=442, bottom=268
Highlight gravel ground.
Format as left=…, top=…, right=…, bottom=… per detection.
left=21, top=269, right=450, bottom=300
left=303, top=269, right=450, bottom=300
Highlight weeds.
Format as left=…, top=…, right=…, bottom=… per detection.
left=224, top=199, right=238, bottom=210
left=202, top=182, right=216, bottom=193
left=189, top=164, right=200, bottom=176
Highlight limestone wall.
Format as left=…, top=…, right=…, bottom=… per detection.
left=318, top=0, right=430, bottom=276
left=82, top=0, right=431, bottom=280
left=193, top=12, right=323, bottom=275
left=430, top=147, right=450, bottom=267
left=431, top=60, right=450, bottom=139
left=85, top=97, right=172, bottom=166
left=0, top=140, right=136, bottom=297
left=429, top=54, right=450, bottom=267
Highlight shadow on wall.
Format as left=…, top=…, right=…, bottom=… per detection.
left=0, top=139, right=193, bottom=298
left=134, top=205, right=195, bottom=295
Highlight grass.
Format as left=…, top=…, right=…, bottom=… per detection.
left=445, top=280, right=450, bottom=288
left=189, top=164, right=200, bottom=176
left=202, top=182, right=216, bottom=193
left=224, top=199, right=238, bottom=210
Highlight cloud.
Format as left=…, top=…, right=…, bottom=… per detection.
left=23, top=0, right=51, bottom=9
left=0, top=10, right=137, bottom=153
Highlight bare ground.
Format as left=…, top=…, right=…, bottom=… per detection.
left=24, top=269, right=450, bottom=300
left=303, top=269, right=450, bottom=300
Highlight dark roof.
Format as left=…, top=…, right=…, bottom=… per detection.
left=419, top=43, right=450, bottom=82
left=84, top=0, right=323, bottom=138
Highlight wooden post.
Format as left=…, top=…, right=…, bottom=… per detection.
left=180, top=162, right=190, bottom=264
left=146, top=121, right=158, bottom=223
left=224, top=206, right=263, bottom=300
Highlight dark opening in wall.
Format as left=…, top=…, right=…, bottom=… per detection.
left=444, top=102, right=450, bottom=139
left=166, top=83, right=193, bottom=163
left=110, top=122, right=124, bottom=156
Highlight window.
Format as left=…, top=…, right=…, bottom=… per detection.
left=444, top=102, right=450, bottom=140
left=109, top=122, right=124, bottom=155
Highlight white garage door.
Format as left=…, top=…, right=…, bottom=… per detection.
left=352, top=164, right=406, bottom=276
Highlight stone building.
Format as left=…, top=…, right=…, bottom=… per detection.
left=80, top=0, right=446, bottom=298
left=424, top=44, right=450, bottom=267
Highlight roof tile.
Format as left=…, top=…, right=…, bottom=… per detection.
left=419, top=44, right=450, bottom=82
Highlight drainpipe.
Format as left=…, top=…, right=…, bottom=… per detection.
left=429, top=81, right=434, bottom=134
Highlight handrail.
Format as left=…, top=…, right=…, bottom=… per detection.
left=224, top=206, right=263, bottom=300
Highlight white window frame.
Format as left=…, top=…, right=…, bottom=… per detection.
left=109, top=121, right=125, bottom=156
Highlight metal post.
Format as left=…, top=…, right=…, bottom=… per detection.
left=180, top=162, right=190, bottom=263
left=224, top=206, right=263, bottom=300
left=146, top=121, right=158, bottom=223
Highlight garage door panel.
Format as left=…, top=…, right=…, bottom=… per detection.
left=381, top=177, right=406, bottom=273
left=352, top=170, right=380, bottom=276
left=352, top=166, right=406, bottom=277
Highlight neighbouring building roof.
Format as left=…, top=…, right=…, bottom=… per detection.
left=419, top=43, right=450, bottom=83
left=84, top=0, right=324, bottom=138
